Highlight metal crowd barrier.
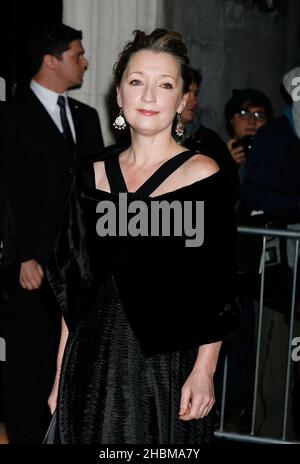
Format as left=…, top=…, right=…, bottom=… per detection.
left=215, top=225, right=300, bottom=445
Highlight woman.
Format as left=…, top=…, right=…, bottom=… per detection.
left=46, top=29, right=238, bottom=444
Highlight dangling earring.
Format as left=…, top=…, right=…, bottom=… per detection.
left=175, top=112, right=184, bottom=137
left=113, top=108, right=127, bottom=130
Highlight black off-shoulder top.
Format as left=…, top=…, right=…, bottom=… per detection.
left=47, top=143, right=239, bottom=355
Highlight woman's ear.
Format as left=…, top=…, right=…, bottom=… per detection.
left=116, top=87, right=122, bottom=108
left=177, top=93, right=189, bottom=114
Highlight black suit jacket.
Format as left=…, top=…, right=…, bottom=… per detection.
left=2, top=88, right=104, bottom=265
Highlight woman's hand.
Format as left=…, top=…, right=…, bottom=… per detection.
left=179, top=368, right=215, bottom=421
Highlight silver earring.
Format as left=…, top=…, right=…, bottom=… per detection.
left=175, top=112, right=184, bottom=137
left=113, top=108, right=127, bottom=130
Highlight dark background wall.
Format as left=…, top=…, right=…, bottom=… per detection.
left=164, top=0, right=300, bottom=139
left=0, top=0, right=63, bottom=99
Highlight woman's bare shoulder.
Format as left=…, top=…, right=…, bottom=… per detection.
left=184, top=153, right=220, bottom=183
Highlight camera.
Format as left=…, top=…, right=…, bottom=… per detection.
left=232, top=135, right=254, bottom=156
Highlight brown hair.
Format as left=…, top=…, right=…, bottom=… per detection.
left=113, top=29, right=192, bottom=93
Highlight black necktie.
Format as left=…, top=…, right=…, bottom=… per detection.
left=57, top=95, right=75, bottom=149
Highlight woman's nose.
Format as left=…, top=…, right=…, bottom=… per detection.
left=141, top=85, right=156, bottom=102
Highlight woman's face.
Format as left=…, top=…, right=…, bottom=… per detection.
left=117, top=50, right=188, bottom=136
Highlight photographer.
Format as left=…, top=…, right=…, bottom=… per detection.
left=239, top=67, right=300, bottom=439
left=216, top=88, right=272, bottom=431
left=225, top=88, right=273, bottom=179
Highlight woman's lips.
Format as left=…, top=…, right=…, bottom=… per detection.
left=137, top=109, right=159, bottom=116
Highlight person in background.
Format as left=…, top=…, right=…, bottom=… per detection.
left=239, top=67, right=300, bottom=438
left=44, top=28, right=238, bottom=444
left=1, top=22, right=104, bottom=443
left=180, top=68, right=239, bottom=202
left=225, top=88, right=273, bottom=180
left=179, top=67, right=202, bottom=138
left=216, top=88, right=272, bottom=432
left=241, top=73, right=300, bottom=220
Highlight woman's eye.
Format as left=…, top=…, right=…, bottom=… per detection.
left=161, top=83, right=173, bottom=89
left=129, top=79, right=142, bottom=86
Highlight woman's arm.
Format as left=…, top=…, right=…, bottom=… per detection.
left=48, top=317, right=69, bottom=414
left=179, top=341, right=222, bottom=421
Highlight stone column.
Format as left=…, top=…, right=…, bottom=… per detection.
left=63, top=0, right=165, bottom=144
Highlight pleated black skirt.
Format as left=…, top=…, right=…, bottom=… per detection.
left=45, top=276, right=213, bottom=444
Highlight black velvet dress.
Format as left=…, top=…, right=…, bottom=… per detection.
left=45, top=144, right=239, bottom=444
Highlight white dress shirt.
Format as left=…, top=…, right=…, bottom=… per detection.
left=30, top=79, right=76, bottom=142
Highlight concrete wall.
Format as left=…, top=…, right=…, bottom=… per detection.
left=164, top=0, right=300, bottom=140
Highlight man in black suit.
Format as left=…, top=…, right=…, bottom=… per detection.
left=1, top=23, right=104, bottom=443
